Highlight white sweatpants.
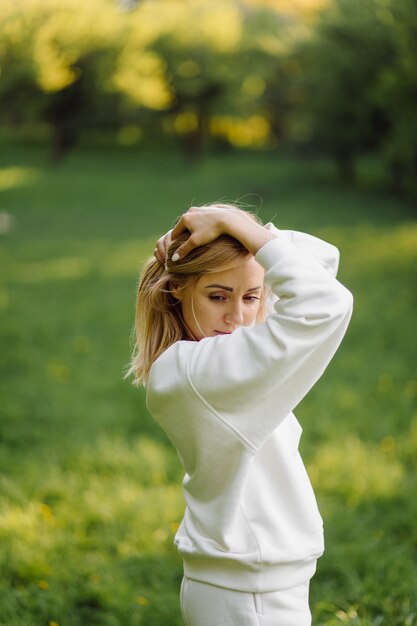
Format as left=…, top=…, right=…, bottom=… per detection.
left=180, top=576, right=312, bottom=626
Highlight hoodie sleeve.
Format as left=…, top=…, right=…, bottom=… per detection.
left=264, top=223, right=340, bottom=277
left=185, top=235, right=353, bottom=451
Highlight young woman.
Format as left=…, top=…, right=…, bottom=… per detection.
left=127, top=204, right=353, bottom=625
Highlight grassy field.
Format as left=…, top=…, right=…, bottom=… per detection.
left=0, top=141, right=416, bottom=625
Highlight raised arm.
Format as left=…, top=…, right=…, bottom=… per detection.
left=149, top=210, right=353, bottom=451
left=155, top=205, right=277, bottom=263
left=264, top=223, right=340, bottom=277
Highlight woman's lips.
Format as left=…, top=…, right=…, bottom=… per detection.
left=214, top=330, right=232, bottom=335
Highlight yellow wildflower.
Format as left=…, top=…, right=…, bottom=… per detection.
left=37, top=580, right=49, bottom=590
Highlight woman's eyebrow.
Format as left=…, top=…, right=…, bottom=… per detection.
left=204, top=284, right=262, bottom=292
left=204, top=283, right=233, bottom=291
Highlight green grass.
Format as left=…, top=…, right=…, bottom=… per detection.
left=0, top=141, right=416, bottom=625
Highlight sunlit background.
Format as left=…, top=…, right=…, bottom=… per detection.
left=0, top=0, right=416, bottom=624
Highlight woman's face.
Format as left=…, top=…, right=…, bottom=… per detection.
left=176, top=256, right=265, bottom=340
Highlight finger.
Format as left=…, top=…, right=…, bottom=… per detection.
left=155, top=234, right=169, bottom=260
left=171, top=234, right=200, bottom=262
left=154, top=246, right=164, bottom=264
left=154, top=236, right=166, bottom=263
left=163, top=230, right=172, bottom=255
left=155, top=227, right=174, bottom=260
left=171, top=214, right=190, bottom=240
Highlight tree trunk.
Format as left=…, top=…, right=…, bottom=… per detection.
left=335, top=150, right=356, bottom=184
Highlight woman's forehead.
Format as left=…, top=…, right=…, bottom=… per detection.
left=198, top=257, right=265, bottom=288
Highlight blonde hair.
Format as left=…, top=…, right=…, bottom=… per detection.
left=126, top=205, right=266, bottom=386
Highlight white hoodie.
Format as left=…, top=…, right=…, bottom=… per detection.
left=146, top=226, right=353, bottom=593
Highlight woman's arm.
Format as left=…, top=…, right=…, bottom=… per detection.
left=155, top=206, right=277, bottom=263
left=155, top=208, right=339, bottom=278
left=264, top=223, right=340, bottom=277
left=149, top=213, right=353, bottom=450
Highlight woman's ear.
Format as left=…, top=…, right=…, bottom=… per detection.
left=170, top=282, right=182, bottom=300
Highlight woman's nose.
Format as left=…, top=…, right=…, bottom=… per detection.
left=225, top=302, right=244, bottom=326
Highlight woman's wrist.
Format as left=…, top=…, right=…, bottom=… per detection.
left=223, top=212, right=278, bottom=256
left=167, top=206, right=278, bottom=261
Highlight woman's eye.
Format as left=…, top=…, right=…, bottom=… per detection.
left=209, top=295, right=227, bottom=302
left=208, top=294, right=260, bottom=303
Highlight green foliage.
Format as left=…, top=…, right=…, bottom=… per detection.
left=297, top=0, right=394, bottom=161
left=295, top=0, right=417, bottom=194
left=0, top=142, right=416, bottom=624
left=113, top=0, right=293, bottom=153
left=0, top=0, right=126, bottom=159
left=0, top=0, right=284, bottom=155
left=371, top=0, right=417, bottom=196
left=1, top=0, right=416, bottom=195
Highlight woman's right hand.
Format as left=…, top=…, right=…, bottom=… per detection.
left=167, top=205, right=276, bottom=261
left=154, top=206, right=229, bottom=264
left=169, top=206, right=233, bottom=259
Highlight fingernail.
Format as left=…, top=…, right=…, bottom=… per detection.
left=172, top=252, right=180, bottom=262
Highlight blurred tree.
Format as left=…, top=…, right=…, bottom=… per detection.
left=244, top=0, right=327, bottom=20
left=243, top=6, right=308, bottom=148
left=371, top=0, right=417, bottom=195
left=0, top=0, right=284, bottom=157
left=0, top=3, right=43, bottom=129
left=294, top=0, right=395, bottom=181
left=1, top=0, right=415, bottom=193
left=293, top=0, right=417, bottom=195
left=0, top=0, right=125, bottom=161
left=113, top=0, right=281, bottom=157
